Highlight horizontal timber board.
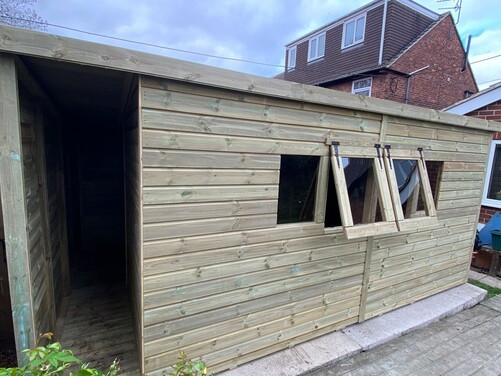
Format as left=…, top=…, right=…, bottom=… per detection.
left=142, top=109, right=379, bottom=143
left=144, top=284, right=362, bottom=357
left=143, top=185, right=278, bottom=204
left=143, top=222, right=325, bottom=258
left=443, top=161, right=486, bottom=172
left=143, top=214, right=277, bottom=241
left=384, top=135, right=488, bottom=154
left=143, top=253, right=365, bottom=308
left=144, top=295, right=361, bottom=371
left=144, top=238, right=365, bottom=276
left=142, top=129, right=327, bottom=156
left=143, top=168, right=279, bottom=187
left=143, top=149, right=280, bottom=169
left=143, top=273, right=363, bottom=333
left=143, top=199, right=277, bottom=223
left=141, top=88, right=382, bottom=133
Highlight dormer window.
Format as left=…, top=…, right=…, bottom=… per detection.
left=287, top=46, right=297, bottom=70
left=308, top=32, right=326, bottom=62
left=342, top=14, right=366, bottom=49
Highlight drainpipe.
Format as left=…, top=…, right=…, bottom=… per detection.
left=404, top=65, right=430, bottom=104
left=378, top=0, right=388, bottom=66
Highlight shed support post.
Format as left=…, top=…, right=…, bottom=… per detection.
left=358, top=236, right=374, bottom=322
left=0, top=53, right=36, bottom=362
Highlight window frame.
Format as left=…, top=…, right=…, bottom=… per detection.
left=482, top=140, right=501, bottom=209
left=308, top=32, right=326, bottom=62
left=287, top=46, right=297, bottom=70
left=383, top=147, right=438, bottom=231
left=328, top=143, right=398, bottom=239
left=352, top=77, right=372, bottom=97
left=342, top=13, right=366, bottom=49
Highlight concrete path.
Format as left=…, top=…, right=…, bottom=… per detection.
left=469, top=269, right=501, bottom=289
left=307, top=290, right=501, bottom=375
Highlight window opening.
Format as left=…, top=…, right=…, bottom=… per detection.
left=325, top=165, right=342, bottom=228
left=352, top=78, right=372, bottom=97
left=277, top=155, right=320, bottom=224
left=384, top=146, right=438, bottom=231
left=308, top=33, right=326, bottom=62
left=343, top=14, right=366, bottom=48
left=484, top=141, right=501, bottom=207
left=288, top=46, right=296, bottom=70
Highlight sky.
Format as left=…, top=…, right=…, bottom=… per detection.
left=31, top=0, right=501, bottom=90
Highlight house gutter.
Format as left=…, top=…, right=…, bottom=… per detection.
left=378, top=0, right=388, bottom=66
left=404, top=65, right=430, bottom=104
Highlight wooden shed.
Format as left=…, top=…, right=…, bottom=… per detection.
left=0, top=25, right=499, bottom=375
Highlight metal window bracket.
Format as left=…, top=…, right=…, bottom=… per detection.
left=332, top=141, right=341, bottom=168
left=384, top=144, right=392, bottom=169
left=418, top=147, right=425, bottom=166
left=375, top=143, right=382, bottom=168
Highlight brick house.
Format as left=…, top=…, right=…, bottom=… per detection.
left=446, top=82, right=501, bottom=224
left=281, top=0, right=477, bottom=110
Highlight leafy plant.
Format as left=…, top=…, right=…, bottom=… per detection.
left=0, top=333, right=119, bottom=376
left=169, top=351, right=213, bottom=376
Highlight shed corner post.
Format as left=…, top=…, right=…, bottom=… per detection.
left=0, top=53, right=37, bottom=362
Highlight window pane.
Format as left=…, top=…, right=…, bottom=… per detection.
left=318, top=34, right=326, bottom=57
left=309, top=38, right=317, bottom=59
left=288, top=47, right=296, bottom=68
left=343, top=157, right=382, bottom=225
left=277, top=155, right=320, bottom=224
left=325, top=166, right=342, bottom=227
left=487, top=145, right=501, bottom=200
left=394, top=159, right=425, bottom=218
left=357, top=89, right=370, bottom=97
left=344, top=21, right=355, bottom=46
left=355, top=16, right=365, bottom=41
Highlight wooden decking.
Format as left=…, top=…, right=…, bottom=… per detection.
left=60, top=284, right=139, bottom=375
left=308, top=293, right=501, bottom=375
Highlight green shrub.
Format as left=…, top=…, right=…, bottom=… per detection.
left=0, top=333, right=119, bottom=376
left=170, top=351, right=213, bottom=376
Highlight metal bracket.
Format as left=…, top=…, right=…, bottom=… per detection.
left=375, top=143, right=382, bottom=169
left=418, top=147, right=425, bottom=166
left=384, top=144, right=392, bottom=169
left=332, top=141, right=341, bottom=169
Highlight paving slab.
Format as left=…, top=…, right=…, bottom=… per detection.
left=469, top=269, right=501, bottom=288
left=220, top=283, right=486, bottom=376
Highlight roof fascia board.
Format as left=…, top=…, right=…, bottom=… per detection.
left=0, top=25, right=499, bottom=133
left=446, top=86, right=501, bottom=114
left=396, top=0, right=440, bottom=20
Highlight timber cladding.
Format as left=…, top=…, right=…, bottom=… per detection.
left=138, top=76, right=488, bottom=373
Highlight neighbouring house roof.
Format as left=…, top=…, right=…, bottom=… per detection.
left=285, top=0, right=438, bottom=48
left=445, top=82, right=501, bottom=115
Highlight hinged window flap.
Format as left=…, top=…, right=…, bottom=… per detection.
left=329, top=142, right=397, bottom=239
left=384, top=147, right=437, bottom=231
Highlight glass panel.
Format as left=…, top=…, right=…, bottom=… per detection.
left=355, top=16, right=365, bottom=41
left=356, top=89, right=370, bottom=97
left=309, top=38, right=317, bottom=59
left=487, top=145, right=501, bottom=200
left=288, top=47, right=296, bottom=68
left=277, top=155, right=320, bottom=224
left=343, top=157, right=382, bottom=225
left=318, top=34, right=326, bottom=57
left=394, top=159, right=425, bottom=218
left=344, top=20, right=355, bottom=46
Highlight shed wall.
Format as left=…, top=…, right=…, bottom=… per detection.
left=138, top=76, right=492, bottom=374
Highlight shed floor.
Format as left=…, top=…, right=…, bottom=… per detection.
left=59, top=284, right=139, bottom=375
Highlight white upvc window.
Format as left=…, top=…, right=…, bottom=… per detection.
left=308, top=32, right=326, bottom=62
left=287, top=46, right=297, bottom=70
left=352, top=77, right=372, bottom=97
left=342, top=14, right=366, bottom=49
left=482, top=140, right=501, bottom=208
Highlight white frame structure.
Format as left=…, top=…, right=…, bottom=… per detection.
left=308, top=32, right=326, bottom=62
left=482, top=140, right=501, bottom=209
left=342, top=13, right=366, bottom=49
left=352, top=77, right=372, bottom=96
left=287, top=46, right=297, bottom=70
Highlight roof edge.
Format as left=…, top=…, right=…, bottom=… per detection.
left=445, top=83, right=501, bottom=114
left=0, top=24, right=498, bottom=133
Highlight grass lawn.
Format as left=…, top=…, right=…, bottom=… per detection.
left=468, top=278, right=501, bottom=300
